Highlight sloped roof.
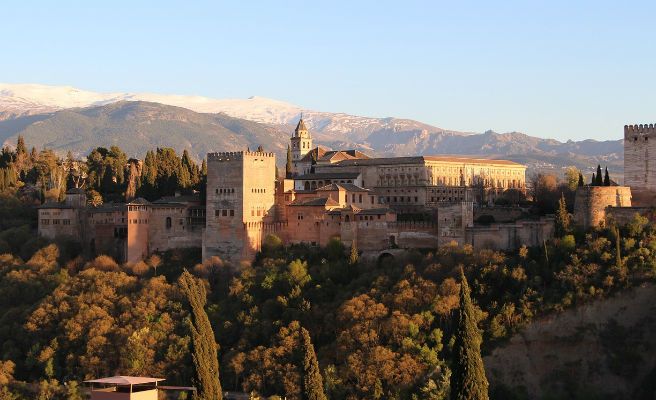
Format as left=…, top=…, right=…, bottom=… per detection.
left=289, top=197, right=340, bottom=207
left=66, top=188, right=86, bottom=195
left=84, top=376, right=165, bottom=385
left=128, top=197, right=150, bottom=205
left=37, top=202, right=73, bottom=209
left=329, top=155, right=524, bottom=167
left=318, top=150, right=370, bottom=163
left=295, top=172, right=361, bottom=180
left=316, top=183, right=370, bottom=192
left=299, top=146, right=329, bottom=163
left=295, top=118, right=308, bottom=133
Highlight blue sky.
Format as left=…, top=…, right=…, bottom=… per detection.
left=2, top=1, right=654, bottom=141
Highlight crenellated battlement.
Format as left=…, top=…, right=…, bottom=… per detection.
left=624, top=124, right=656, bottom=137
left=208, top=150, right=276, bottom=161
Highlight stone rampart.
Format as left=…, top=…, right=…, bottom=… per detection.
left=573, top=186, right=632, bottom=229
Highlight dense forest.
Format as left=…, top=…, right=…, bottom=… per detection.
left=0, top=137, right=652, bottom=399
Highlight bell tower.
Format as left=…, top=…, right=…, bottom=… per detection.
left=290, top=117, right=312, bottom=163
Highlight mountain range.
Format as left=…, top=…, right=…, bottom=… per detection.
left=0, top=83, right=624, bottom=177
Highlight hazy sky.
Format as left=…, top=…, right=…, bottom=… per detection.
left=2, top=1, right=654, bottom=141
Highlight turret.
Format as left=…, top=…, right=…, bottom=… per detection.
left=290, top=117, right=312, bottom=162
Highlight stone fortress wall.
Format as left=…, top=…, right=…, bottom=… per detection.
left=573, top=186, right=632, bottom=229
left=203, top=150, right=277, bottom=263
left=624, top=124, right=656, bottom=206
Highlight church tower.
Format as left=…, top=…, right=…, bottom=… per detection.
left=290, top=117, right=312, bottom=164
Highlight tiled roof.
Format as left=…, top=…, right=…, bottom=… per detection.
left=37, top=202, right=73, bottom=209
left=128, top=197, right=150, bottom=205
left=152, top=194, right=200, bottom=204
left=295, top=172, right=361, bottom=180
left=316, top=183, right=370, bottom=192
left=289, top=197, right=340, bottom=207
left=329, top=155, right=525, bottom=167
left=299, top=146, right=329, bottom=163
left=318, top=150, right=370, bottom=162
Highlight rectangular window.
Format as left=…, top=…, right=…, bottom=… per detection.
left=359, top=194, right=362, bottom=203
left=230, top=210, right=235, bottom=217
left=53, top=219, right=60, bottom=225
left=41, top=219, right=50, bottom=225
left=215, top=210, right=221, bottom=217
left=222, top=210, right=227, bottom=217
left=63, top=219, right=70, bottom=225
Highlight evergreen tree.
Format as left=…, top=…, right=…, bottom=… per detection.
left=604, top=167, right=610, bottom=186
left=450, top=268, right=489, bottom=400
left=349, top=242, right=358, bottom=265
left=286, top=145, right=293, bottom=178
left=256, top=145, right=264, bottom=152
left=578, top=172, right=584, bottom=187
left=16, top=135, right=27, bottom=155
left=555, top=193, right=570, bottom=236
left=300, top=327, right=327, bottom=400
left=591, top=173, right=596, bottom=186
left=178, top=270, right=223, bottom=400
left=201, top=158, right=208, bottom=177
left=614, top=226, right=622, bottom=270
left=595, top=165, right=603, bottom=186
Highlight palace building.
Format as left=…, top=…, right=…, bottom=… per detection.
left=39, top=118, right=543, bottom=265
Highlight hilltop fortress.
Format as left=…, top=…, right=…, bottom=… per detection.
left=572, top=124, right=656, bottom=229
left=39, top=119, right=555, bottom=264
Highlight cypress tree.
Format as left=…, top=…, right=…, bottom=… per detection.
left=201, top=158, right=208, bottom=177
left=591, top=173, right=596, bottom=186
left=286, top=145, right=293, bottom=178
left=595, top=165, right=603, bottom=186
left=300, top=327, right=327, bottom=400
left=555, top=193, right=570, bottom=236
left=450, top=268, right=489, bottom=400
left=348, top=242, right=358, bottom=265
left=604, top=167, right=610, bottom=186
left=178, top=270, right=223, bottom=400
left=578, top=172, right=584, bottom=187
left=16, top=136, right=27, bottom=155
left=614, top=226, right=622, bottom=270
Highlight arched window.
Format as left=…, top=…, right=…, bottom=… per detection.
left=166, top=217, right=172, bottom=229
left=304, top=182, right=310, bottom=190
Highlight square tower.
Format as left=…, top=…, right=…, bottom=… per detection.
left=203, top=150, right=276, bottom=264
left=624, top=124, right=656, bottom=205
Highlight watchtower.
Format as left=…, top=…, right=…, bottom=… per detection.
left=203, top=150, right=277, bottom=264
left=624, top=124, right=656, bottom=205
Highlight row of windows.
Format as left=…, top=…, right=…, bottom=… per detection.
left=386, top=196, right=420, bottom=203
left=251, top=188, right=267, bottom=193
left=41, top=219, right=71, bottom=225
left=128, top=206, right=147, bottom=211
left=216, top=188, right=235, bottom=194
left=251, top=208, right=268, bottom=216
left=214, top=209, right=236, bottom=217
left=130, top=219, right=148, bottom=224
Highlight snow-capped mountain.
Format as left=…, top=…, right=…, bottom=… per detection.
left=0, top=83, right=624, bottom=176
left=0, top=83, right=460, bottom=140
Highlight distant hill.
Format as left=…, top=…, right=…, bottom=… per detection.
left=0, top=83, right=624, bottom=178
left=0, top=101, right=290, bottom=160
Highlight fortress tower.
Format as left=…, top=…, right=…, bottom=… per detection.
left=290, top=117, right=312, bottom=175
left=203, top=150, right=276, bottom=264
left=624, top=124, right=656, bottom=205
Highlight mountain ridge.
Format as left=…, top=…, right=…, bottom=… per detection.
left=0, top=83, right=624, bottom=177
